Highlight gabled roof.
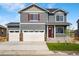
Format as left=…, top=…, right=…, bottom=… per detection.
left=47, top=8, right=68, bottom=15
left=18, top=4, right=48, bottom=13
left=18, top=4, right=68, bottom=15
left=6, top=22, right=20, bottom=26
left=47, top=9, right=58, bottom=13
left=0, top=25, right=6, bottom=28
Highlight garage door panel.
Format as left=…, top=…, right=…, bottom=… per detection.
left=9, top=31, right=20, bottom=42
left=23, top=31, right=45, bottom=41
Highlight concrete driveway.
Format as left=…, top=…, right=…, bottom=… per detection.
left=0, top=41, right=49, bottom=50
left=0, top=41, right=53, bottom=55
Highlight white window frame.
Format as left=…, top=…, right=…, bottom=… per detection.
left=55, top=15, right=64, bottom=22
left=56, top=27, right=64, bottom=34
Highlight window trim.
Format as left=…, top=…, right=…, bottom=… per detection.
left=15, top=31, right=19, bottom=33
left=9, top=30, right=20, bottom=33
left=55, top=15, right=64, bottom=22
left=56, top=27, right=64, bottom=34
left=10, top=31, right=14, bottom=33
left=28, top=13, right=40, bottom=21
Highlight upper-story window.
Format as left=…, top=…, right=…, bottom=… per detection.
left=28, top=13, right=40, bottom=22
left=56, top=15, right=64, bottom=22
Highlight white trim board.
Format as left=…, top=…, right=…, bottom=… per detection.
left=22, top=11, right=45, bottom=13
left=22, top=30, right=45, bottom=32
left=20, top=23, right=45, bottom=24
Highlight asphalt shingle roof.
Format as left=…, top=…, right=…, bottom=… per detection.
left=47, top=9, right=58, bottom=13
left=7, top=22, right=20, bottom=26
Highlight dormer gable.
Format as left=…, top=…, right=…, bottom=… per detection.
left=18, top=4, right=48, bottom=13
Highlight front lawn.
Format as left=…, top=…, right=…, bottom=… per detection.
left=47, top=43, right=79, bottom=51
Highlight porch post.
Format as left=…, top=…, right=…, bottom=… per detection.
left=54, top=25, right=56, bottom=38
left=47, top=25, right=48, bottom=40
left=20, top=30, right=23, bottom=41
left=19, top=23, right=23, bottom=41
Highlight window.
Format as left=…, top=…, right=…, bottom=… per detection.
left=40, top=31, right=44, bottom=32
left=24, top=31, right=28, bottom=32
left=0, top=30, right=4, bottom=35
left=10, top=31, right=14, bottom=33
left=32, top=14, right=38, bottom=20
left=56, top=15, right=64, bottom=21
left=56, top=27, right=64, bottom=33
left=28, top=14, right=40, bottom=21
left=15, top=31, right=19, bottom=33
left=35, top=31, right=39, bottom=32
left=29, top=31, right=33, bottom=32
left=1, top=29, right=4, bottom=34
left=1, top=32, right=4, bottom=34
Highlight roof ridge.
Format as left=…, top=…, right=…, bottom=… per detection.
left=18, top=4, right=48, bottom=13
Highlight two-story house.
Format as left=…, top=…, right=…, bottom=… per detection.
left=74, top=19, right=79, bottom=41
left=7, top=4, right=70, bottom=42
left=77, top=19, right=79, bottom=29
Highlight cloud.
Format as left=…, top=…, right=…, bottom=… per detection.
left=0, top=15, right=19, bottom=26
left=0, top=3, right=30, bottom=26
left=0, top=3, right=26, bottom=12
left=47, top=3, right=56, bottom=8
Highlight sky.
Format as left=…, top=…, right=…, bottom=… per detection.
left=0, top=3, right=79, bottom=30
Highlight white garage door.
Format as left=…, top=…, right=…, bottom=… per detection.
left=23, top=31, right=45, bottom=41
left=9, top=30, right=20, bottom=42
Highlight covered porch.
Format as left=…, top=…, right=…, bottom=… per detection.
left=46, top=24, right=70, bottom=42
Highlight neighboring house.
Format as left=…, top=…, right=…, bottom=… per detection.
left=77, top=19, right=79, bottom=29
left=7, top=4, right=70, bottom=42
left=74, top=19, right=79, bottom=40
left=0, top=25, right=7, bottom=42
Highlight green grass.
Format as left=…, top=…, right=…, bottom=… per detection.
left=47, top=43, right=79, bottom=51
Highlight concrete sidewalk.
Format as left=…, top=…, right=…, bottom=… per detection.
left=0, top=50, right=53, bottom=56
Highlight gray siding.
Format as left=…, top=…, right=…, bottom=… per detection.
left=20, top=12, right=48, bottom=23
left=20, top=24, right=45, bottom=30
left=56, top=34, right=66, bottom=37
left=20, top=12, right=66, bottom=23
left=48, top=15, right=55, bottom=22
left=20, top=10, right=67, bottom=23
left=20, top=13, right=28, bottom=23
left=48, top=11, right=67, bottom=22
left=39, top=13, right=48, bottom=23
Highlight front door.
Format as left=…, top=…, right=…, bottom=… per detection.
left=48, top=26, right=54, bottom=38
